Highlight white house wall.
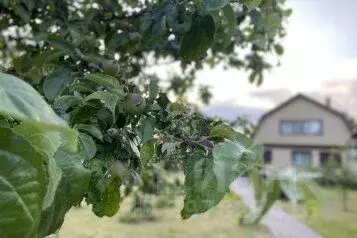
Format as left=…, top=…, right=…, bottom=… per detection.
left=254, top=98, right=351, bottom=146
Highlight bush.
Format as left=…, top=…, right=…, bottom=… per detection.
left=119, top=194, right=157, bottom=224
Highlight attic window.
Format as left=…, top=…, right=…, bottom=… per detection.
left=280, top=120, right=322, bottom=135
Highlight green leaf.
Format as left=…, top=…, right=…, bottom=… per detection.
left=209, top=124, right=238, bottom=140
left=274, top=44, right=284, bottom=55
left=0, top=73, right=77, bottom=151
left=0, top=115, right=10, bottom=128
left=140, top=140, right=155, bottom=166
left=39, top=148, right=91, bottom=237
left=242, top=0, right=262, bottom=10
left=202, top=0, right=229, bottom=11
left=168, top=102, right=187, bottom=116
left=0, top=0, right=9, bottom=7
left=13, top=123, right=61, bottom=157
left=181, top=151, right=225, bottom=219
left=85, top=159, right=122, bottom=218
left=82, top=73, right=121, bottom=89
left=43, top=155, right=62, bottom=209
left=78, top=132, right=97, bottom=160
left=157, top=93, right=170, bottom=109
left=12, top=4, right=30, bottom=22
left=85, top=91, right=119, bottom=123
left=34, top=50, right=65, bottom=68
left=53, top=95, right=82, bottom=113
left=180, top=14, right=215, bottom=61
left=264, top=12, right=281, bottom=29
left=283, top=8, right=293, bottom=17
left=240, top=180, right=280, bottom=225
left=148, top=78, right=159, bottom=103
left=140, top=117, right=155, bottom=143
left=248, top=168, right=264, bottom=206
left=47, top=35, right=78, bottom=56
left=0, top=128, right=47, bottom=238
left=74, top=124, right=103, bottom=141
left=38, top=179, right=72, bottom=237
left=13, top=123, right=63, bottom=210
left=92, top=177, right=121, bottom=217
left=212, top=141, right=253, bottom=191
left=69, top=82, right=96, bottom=93
left=221, top=4, right=236, bottom=47
left=43, top=67, right=71, bottom=101
left=54, top=148, right=91, bottom=203
left=279, top=180, right=301, bottom=203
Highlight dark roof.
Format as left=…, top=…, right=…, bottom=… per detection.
left=253, top=93, right=355, bottom=138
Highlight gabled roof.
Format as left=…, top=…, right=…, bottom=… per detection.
left=253, top=93, right=355, bottom=138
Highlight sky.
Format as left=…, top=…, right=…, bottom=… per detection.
left=151, top=0, right=357, bottom=122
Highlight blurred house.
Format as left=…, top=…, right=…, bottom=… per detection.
left=253, top=93, right=357, bottom=170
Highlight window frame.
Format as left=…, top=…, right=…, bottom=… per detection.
left=291, top=151, right=312, bottom=167
left=263, top=150, right=272, bottom=164
left=319, top=151, right=341, bottom=166
left=280, top=119, right=323, bottom=136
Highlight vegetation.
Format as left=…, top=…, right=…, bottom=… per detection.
left=0, top=0, right=291, bottom=237
left=240, top=168, right=320, bottom=225
left=280, top=185, right=357, bottom=238
left=315, top=150, right=357, bottom=211
left=50, top=195, right=271, bottom=238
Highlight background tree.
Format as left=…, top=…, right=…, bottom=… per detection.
left=0, top=0, right=291, bottom=99
left=230, top=115, right=257, bottom=138
left=318, top=149, right=357, bottom=211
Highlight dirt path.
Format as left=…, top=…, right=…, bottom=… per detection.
left=230, top=178, right=322, bottom=238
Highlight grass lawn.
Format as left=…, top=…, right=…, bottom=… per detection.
left=51, top=195, right=271, bottom=238
left=280, top=185, right=357, bottom=238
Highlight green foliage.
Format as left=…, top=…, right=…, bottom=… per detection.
left=316, top=150, right=357, bottom=211
left=0, top=0, right=290, bottom=91
left=43, top=67, right=71, bottom=101
left=202, top=0, right=230, bottom=11
left=181, top=151, right=226, bottom=219
left=0, top=0, right=291, bottom=236
left=39, top=148, right=91, bottom=237
left=242, top=0, right=263, bottom=10
left=0, top=76, right=90, bottom=237
left=241, top=168, right=321, bottom=225
left=240, top=179, right=280, bottom=225
left=180, top=14, right=215, bottom=61
left=140, top=140, right=156, bottom=166
left=182, top=137, right=261, bottom=219
left=0, top=73, right=77, bottom=148
left=0, top=128, right=48, bottom=238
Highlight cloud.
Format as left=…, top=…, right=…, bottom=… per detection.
left=250, top=89, right=293, bottom=104
left=248, top=79, right=357, bottom=120
left=315, top=79, right=357, bottom=118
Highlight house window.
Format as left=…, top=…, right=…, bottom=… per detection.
left=320, top=152, right=341, bottom=166
left=280, top=120, right=322, bottom=135
left=292, top=151, right=312, bottom=167
left=264, top=150, right=272, bottom=164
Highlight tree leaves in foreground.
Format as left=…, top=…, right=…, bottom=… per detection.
left=0, top=128, right=47, bottom=238
left=0, top=74, right=90, bottom=238
left=0, top=72, right=264, bottom=236
left=0, top=0, right=292, bottom=236
left=181, top=125, right=262, bottom=219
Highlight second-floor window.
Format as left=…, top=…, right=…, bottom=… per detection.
left=280, top=120, right=322, bottom=135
